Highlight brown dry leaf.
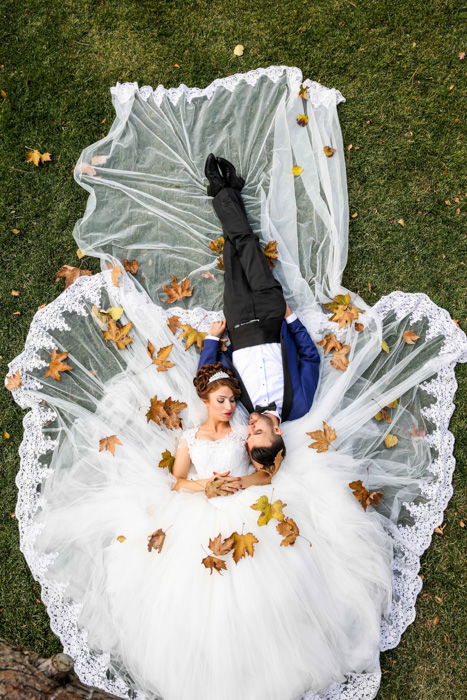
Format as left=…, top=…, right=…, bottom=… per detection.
left=116, top=535, right=126, bottom=543
left=146, top=395, right=187, bottom=430
left=26, top=149, right=52, bottom=166
left=44, top=349, right=73, bottom=381
left=208, top=236, right=225, bottom=254
left=147, top=527, right=166, bottom=553
left=102, top=319, right=134, bottom=350
left=167, top=315, right=181, bottom=334
left=323, top=146, right=336, bottom=157
left=11, top=289, right=20, bottom=296
left=99, top=434, right=123, bottom=456
left=306, top=420, right=337, bottom=452
left=208, top=533, right=235, bottom=556
left=147, top=341, right=175, bottom=371
left=202, top=554, right=228, bottom=575
left=316, top=333, right=342, bottom=354
left=296, top=113, right=309, bottom=127
left=91, top=305, right=113, bottom=330
left=330, top=344, right=351, bottom=371
left=158, top=449, right=175, bottom=471
left=276, top=517, right=300, bottom=546
left=205, top=476, right=232, bottom=498
left=434, top=523, right=446, bottom=535
left=384, top=433, right=399, bottom=448
left=216, top=256, right=224, bottom=270
left=123, top=258, right=139, bottom=274
left=179, top=323, right=206, bottom=351
left=55, top=265, right=93, bottom=289
left=230, top=531, right=259, bottom=564
left=323, top=293, right=364, bottom=328
left=162, top=275, right=193, bottom=303
left=262, top=240, right=278, bottom=268
left=403, top=328, right=420, bottom=344
left=5, top=370, right=22, bottom=390
left=250, top=495, right=287, bottom=526
left=298, top=84, right=309, bottom=99
left=349, top=480, right=384, bottom=511
left=374, top=399, right=398, bottom=422
left=110, top=264, right=122, bottom=287
left=355, top=322, right=365, bottom=332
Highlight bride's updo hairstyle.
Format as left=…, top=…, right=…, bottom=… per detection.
left=193, top=362, right=241, bottom=401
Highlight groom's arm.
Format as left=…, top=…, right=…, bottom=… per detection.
left=198, top=336, right=221, bottom=369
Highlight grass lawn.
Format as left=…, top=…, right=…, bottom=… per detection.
left=0, top=1, right=464, bottom=698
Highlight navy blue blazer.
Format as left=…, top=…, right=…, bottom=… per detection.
left=197, top=316, right=321, bottom=422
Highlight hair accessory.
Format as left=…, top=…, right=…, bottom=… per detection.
left=207, top=370, right=230, bottom=384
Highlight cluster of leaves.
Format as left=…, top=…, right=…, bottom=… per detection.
left=208, top=236, right=278, bottom=271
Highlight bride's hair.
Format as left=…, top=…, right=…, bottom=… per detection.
left=193, top=362, right=241, bottom=400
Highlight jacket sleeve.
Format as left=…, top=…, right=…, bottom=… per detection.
left=287, top=316, right=321, bottom=399
left=198, top=338, right=221, bottom=369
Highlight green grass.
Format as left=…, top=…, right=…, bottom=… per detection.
left=0, top=1, right=465, bottom=698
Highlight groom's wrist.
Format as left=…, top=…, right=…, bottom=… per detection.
left=205, top=335, right=220, bottom=341
left=285, top=312, right=298, bottom=324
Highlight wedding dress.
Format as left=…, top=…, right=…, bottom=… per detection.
left=6, top=65, right=466, bottom=700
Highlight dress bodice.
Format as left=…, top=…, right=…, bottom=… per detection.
left=181, top=424, right=253, bottom=479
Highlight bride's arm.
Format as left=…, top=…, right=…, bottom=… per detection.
left=171, top=440, right=210, bottom=493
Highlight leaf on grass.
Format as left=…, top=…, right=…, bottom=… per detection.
left=5, top=370, right=22, bottom=390
left=99, top=434, right=123, bottom=456
left=158, top=449, right=175, bottom=471
left=306, top=421, right=336, bottom=452
left=162, top=275, right=192, bottom=303
left=250, top=495, right=287, bottom=526
left=44, top=349, right=73, bottom=381
left=102, top=319, right=134, bottom=349
left=146, top=395, right=187, bottom=429
left=276, top=517, right=300, bottom=546
left=349, top=480, right=384, bottom=511
left=147, top=341, right=175, bottom=371
left=55, top=265, right=93, bottom=289
left=202, top=554, right=228, bottom=575
left=26, top=149, right=52, bottom=166
left=403, top=328, right=420, bottom=344
left=179, top=323, right=206, bottom=351
left=147, top=528, right=166, bottom=553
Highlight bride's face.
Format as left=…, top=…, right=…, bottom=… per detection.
left=202, top=384, right=237, bottom=421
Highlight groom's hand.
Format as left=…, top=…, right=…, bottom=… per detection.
left=207, top=320, right=226, bottom=337
left=284, top=303, right=294, bottom=318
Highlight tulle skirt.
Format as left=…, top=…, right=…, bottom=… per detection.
left=7, top=66, right=467, bottom=700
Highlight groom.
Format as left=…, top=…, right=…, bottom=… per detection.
left=198, top=154, right=321, bottom=476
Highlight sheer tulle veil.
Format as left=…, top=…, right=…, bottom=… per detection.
left=6, top=65, right=466, bottom=700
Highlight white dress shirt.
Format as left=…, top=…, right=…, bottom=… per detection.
left=205, top=312, right=297, bottom=421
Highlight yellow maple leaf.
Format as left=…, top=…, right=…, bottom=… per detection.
left=306, top=420, right=337, bottom=452
left=292, top=165, right=303, bottom=176
left=250, top=495, right=287, bottom=526
left=178, top=323, right=206, bottom=351
left=26, top=149, right=52, bottom=166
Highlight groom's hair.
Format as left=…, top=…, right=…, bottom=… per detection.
left=249, top=434, right=286, bottom=469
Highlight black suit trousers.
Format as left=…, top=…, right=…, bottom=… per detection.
left=212, top=187, right=286, bottom=350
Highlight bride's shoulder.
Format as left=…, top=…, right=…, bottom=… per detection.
left=178, top=426, right=197, bottom=449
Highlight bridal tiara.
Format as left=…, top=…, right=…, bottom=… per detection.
left=208, top=370, right=231, bottom=384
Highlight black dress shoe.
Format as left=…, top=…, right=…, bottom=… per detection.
left=216, top=156, right=245, bottom=191
left=204, top=153, right=226, bottom=196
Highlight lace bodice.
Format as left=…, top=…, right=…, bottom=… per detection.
left=181, top=425, right=253, bottom=479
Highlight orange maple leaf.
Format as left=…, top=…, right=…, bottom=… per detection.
left=306, top=421, right=337, bottom=452
left=99, top=434, right=123, bottom=456
left=44, top=350, right=73, bottom=381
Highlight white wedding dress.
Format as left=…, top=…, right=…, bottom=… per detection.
left=6, top=65, right=466, bottom=700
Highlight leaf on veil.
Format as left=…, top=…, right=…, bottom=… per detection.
left=110, top=264, right=122, bottom=287
left=323, top=293, right=365, bottom=328
left=323, top=146, right=336, bottom=157
left=405, top=422, right=427, bottom=438
left=147, top=527, right=166, bottom=553
left=158, top=449, right=175, bottom=471
left=208, top=236, right=225, bottom=254
left=99, top=434, right=123, bottom=456
left=262, top=240, right=278, bottom=269
left=146, top=396, right=187, bottom=429
left=55, top=265, right=93, bottom=289
left=403, top=328, right=421, bottom=344
left=230, top=531, right=259, bottom=564
left=355, top=322, right=365, bottom=332
left=291, top=165, right=303, bottom=176
left=349, top=480, right=384, bottom=511
left=383, top=433, right=399, bottom=448
left=106, top=306, right=124, bottom=321
left=381, top=339, right=390, bottom=353
left=216, top=256, right=224, bottom=270
left=316, top=332, right=351, bottom=369
left=116, top=535, right=126, bottom=543
left=102, top=319, right=134, bottom=349
left=179, top=324, right=207, bottom=351
left=316, top=333, right=342, bottom=354
left=298, top=84, right=309, bottom=99
left=161, top=275, right=192, bottom=303
left=208, top=533, right=235, bottom=556
left=250, top=495, right=287, bottom=526
left=147, top=341, right=176, bottom=371
left=276, top=517, right=300, bottom=546
left=44, top=349, right=73, bottom=381
left=167, top=315, right=181, bottom=334
left=91, top=305, right=113, bottom=330
left=296, top=113, right=309, bottom=127
left=374, top=399, right=398, bottom=422
left=306, top=421, right=337, bottom=452
left=5, top=370, right=22, bottom=390
left=123, top=258, right=139, bottom=274
left=202, top=554, right=228, bottom=575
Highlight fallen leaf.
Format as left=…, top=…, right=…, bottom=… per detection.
left=208, top=533, right=235, bottom=556
left=146, top=395, right=187, bottom=430
left=307, top=420, right=337, bottom=452
left=349, top=480, right=384, bottom=511
left=276, top=517, right=300, bottom=546
left=233, top=44, right=244, bottom=56
left=147, top=341, right=175, bottom=371
left=55, top=265, right=93, bottom=288
left=403, top=328, right=420, bottom=344
left=99, top=434, right=123, bottom=456
left=44, top=349, right=73, bottom=381
left=116, top=535, right=126, bottom=543
left=106, top=306, right=124, bottom=321
left=298, top=84, right=309, bottom=99
left=230, top=531, right=259, bottom=564
left=179, top=323, right=206, bottom=351
left=381, top=339, right=390, bottom=353
left=202, top=554, right=228, bottom=574
left=123, top=258, right=139, bottom=274
left=147, top=527, right=166, bottom=552
left=11, top=289, right=20, bottom=296
left=292, top=165, right=303, bottom=176
left=262, top=240, right=278, bottom=268
left=323, top=293, right=364, bottom=328
left=296, top=113, right=309, bottom=127
left=250, top=495, right=287, bottom=526
left=102, top=319, right=134, bottom=349
left=110, top=264, right=122, bottom=287
left=5, top=370, right=22, bottom=390
left=76, top=248, right=86, bottom=259
left=384, top=433, right=399, bottom=448
left=330, top=344, right=351, bottom=371
left=162, top=275, right=192, bottom=303
left=26, top=149, right=52, bottom=166
left=323, top=146, right=336, bottom=157
left=208, top=237, right=225, bottom=255
left=317, top=333, right=342, bottom=354
left=158, top=449, right=175, bottom=471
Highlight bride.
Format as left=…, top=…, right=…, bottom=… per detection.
left=6, top=65, right=466, bottom=700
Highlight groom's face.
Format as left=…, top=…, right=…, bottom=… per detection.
left=246, top=412, right=279, bottom=449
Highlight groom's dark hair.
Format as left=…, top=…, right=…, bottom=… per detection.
left=249, top=435, right=286, bottom=470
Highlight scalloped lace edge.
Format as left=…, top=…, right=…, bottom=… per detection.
left=6, top=272, right=467, bottom=700
left=110, top=65, right=346, bottom=108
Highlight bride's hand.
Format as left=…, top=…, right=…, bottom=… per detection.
left=207, top=320, right=226, bottom=337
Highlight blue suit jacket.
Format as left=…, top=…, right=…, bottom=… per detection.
left=197, top=316, right=321, bottom=422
